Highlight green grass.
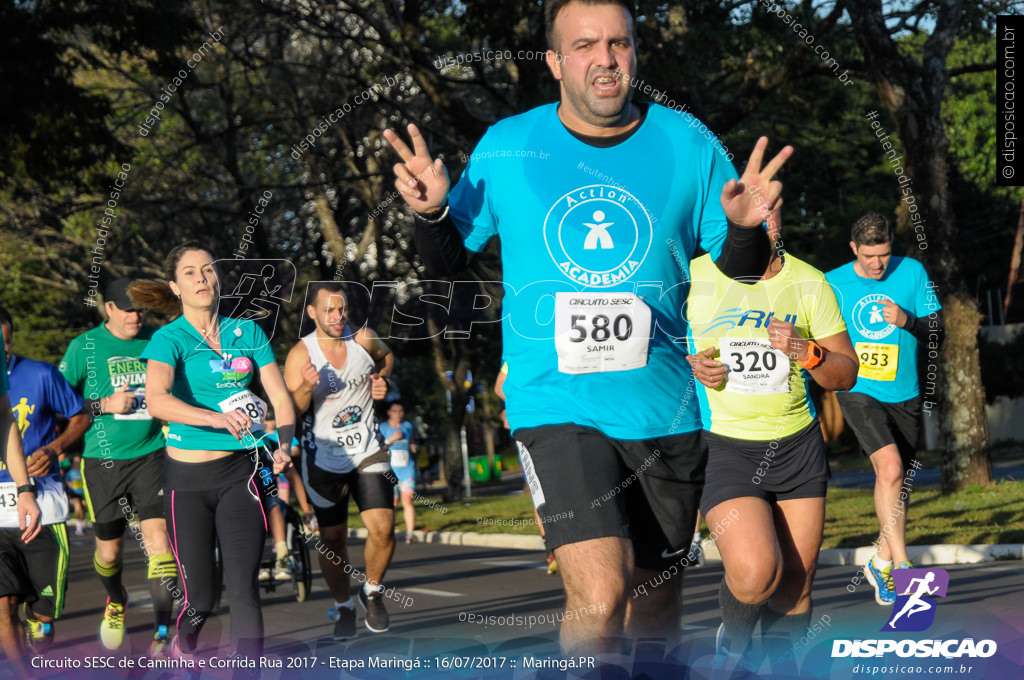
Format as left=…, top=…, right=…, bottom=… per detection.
left=822, top=479, right=1024, bottom=548
left=351, top=478, right=1024, bottom=548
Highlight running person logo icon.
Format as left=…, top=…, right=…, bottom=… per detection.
left=883, top=568, right=950, bottom=632
left=216, top=259, right=297, bottom=349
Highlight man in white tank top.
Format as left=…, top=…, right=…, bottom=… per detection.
left=284, top=282, right=395, bottom=640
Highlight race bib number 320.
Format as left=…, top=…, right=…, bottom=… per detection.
left=721, top=337, right=791, bottom=395
left=554, top=293, right=651, bottom=374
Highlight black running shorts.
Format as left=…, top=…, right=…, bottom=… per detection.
left=700, top=420, right=829, bottom=517
left=82, top=449, right=166, bottom=541
left=836, top=392, right=921, bottom=466
left=513, top=424, right=706, bottom=570
left=0, top=524, right=68, bottom=618
left=302, top=452, right=393, bottom=528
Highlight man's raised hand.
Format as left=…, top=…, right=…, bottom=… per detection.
left=721, top=137, right=794, bottom=228
left=383, top=123, right=450, bottom=214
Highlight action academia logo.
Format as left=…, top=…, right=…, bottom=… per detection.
left=851, top=293, right=896, bottom=340
left=543, top=184, right=653, bottom=289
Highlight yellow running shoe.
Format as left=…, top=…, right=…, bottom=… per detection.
left=25, top=616, right=54, bottom=653
left=99, top=591, right=127, bottom=650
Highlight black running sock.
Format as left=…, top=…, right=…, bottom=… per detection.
left=719, top=579, right=768, bottom=656
left=94, top=554, right=126, bottom=604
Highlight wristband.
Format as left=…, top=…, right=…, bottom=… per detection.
left=17, top=483, right=36, bottom=496
left=798, top=341, right=826, bottom=370
left=416, top=203, right=449, bottom=224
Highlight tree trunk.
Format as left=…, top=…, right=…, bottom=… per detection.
left=938, top=294, right=993, bottom=490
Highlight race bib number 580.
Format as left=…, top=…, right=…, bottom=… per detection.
left=554, top=293, right=651, bottom=374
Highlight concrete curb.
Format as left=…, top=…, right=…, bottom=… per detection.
left=347, top=528, right=1023, bottom=565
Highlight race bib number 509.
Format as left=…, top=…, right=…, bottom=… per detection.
left=554, top=293, right=651, bottom=374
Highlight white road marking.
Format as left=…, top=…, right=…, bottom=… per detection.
left=403, top=587, right=464, bottom=598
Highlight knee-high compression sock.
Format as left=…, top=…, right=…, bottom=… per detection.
left=719, top=579, right=768, bottom=657
left=761, top=607, right=811, bottom=670
left=148, top=553, right=179, bottom=630
left=94, top=554, right=125, bottom=604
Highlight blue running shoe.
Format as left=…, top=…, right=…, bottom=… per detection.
left=865, top=557, right=895, bottom=605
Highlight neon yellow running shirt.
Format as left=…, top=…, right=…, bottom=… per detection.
left=687, top=253, right=846, bottom=440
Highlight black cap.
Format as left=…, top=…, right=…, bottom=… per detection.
left=104, top=278, right=137, bottom=311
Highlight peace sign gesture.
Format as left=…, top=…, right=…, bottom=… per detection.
left=721, top=137, right=794, bottom=228
left=383, top=123, right=450, bottom=214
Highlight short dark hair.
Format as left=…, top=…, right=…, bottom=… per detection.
left=545, top=0, right=637, bottom=51
left=851, top=213, right=893, bottom=247
left=307, top=281, right=348, bottom=307
left=0, top=305, right=12, bottom=332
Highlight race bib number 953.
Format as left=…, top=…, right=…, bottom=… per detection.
left=554, top=292, right=651, bottom=374
left=855, top=342, right=898, bottom=381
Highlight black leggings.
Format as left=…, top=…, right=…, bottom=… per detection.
left=165, top=451, right=267, bottom=657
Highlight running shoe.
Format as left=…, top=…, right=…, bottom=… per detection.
left=711, top=623, right=758, bottom=679
left=405, top=533, right=417, bottom=544
left=358, top=587, right=390, bottom=633
left=689, top=538, right=705, bottom=568
left=170, top=636, right=201, bottom=680
left=328, top=605, right=357, bottom=640
left=99, top=590, right=128, bottom=650
left=150, top=626, right=171, bottom=660
left=273, top=557, right=292, bottom=581
left=258, top=567, right=272, bottom=582
left=864, top=557, right=896, bottom=605
left=546, top=553, right=559, bottom=575
left=25, top=616, right=54, bottom=653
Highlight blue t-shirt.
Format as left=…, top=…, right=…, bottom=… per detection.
left=825, top=256, right=940, bottom=402
left=2, top=355, right=84, bottom=484
left=379, top=421, right=413, bottom=453
left=140, top=316, right=278, bottom=450
left=450, top=103, right=735, bottom=438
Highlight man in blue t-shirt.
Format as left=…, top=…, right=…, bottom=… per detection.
left=1, top=306, right=90, bottom=656
left=826, top=213, right=942, bottom=607
left=384, top=0, right=793, bottom=651
left=0, top=340, right=42, bottom=680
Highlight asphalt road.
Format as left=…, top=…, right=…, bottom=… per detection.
left=16, top=528, right=1024, bottom=680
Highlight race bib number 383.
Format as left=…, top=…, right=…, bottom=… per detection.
left=217, top=390, right=268, bottom=433
left=554, top=292, right=651, bottom=375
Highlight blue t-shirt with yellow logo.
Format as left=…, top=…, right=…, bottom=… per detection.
left=3, top=354, right=84, bottom=484
left=825, top=256, right=940, bottom=403
left=140, top=315, right=277, bottom=450
left=450, top=102, right=736, bottom=439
